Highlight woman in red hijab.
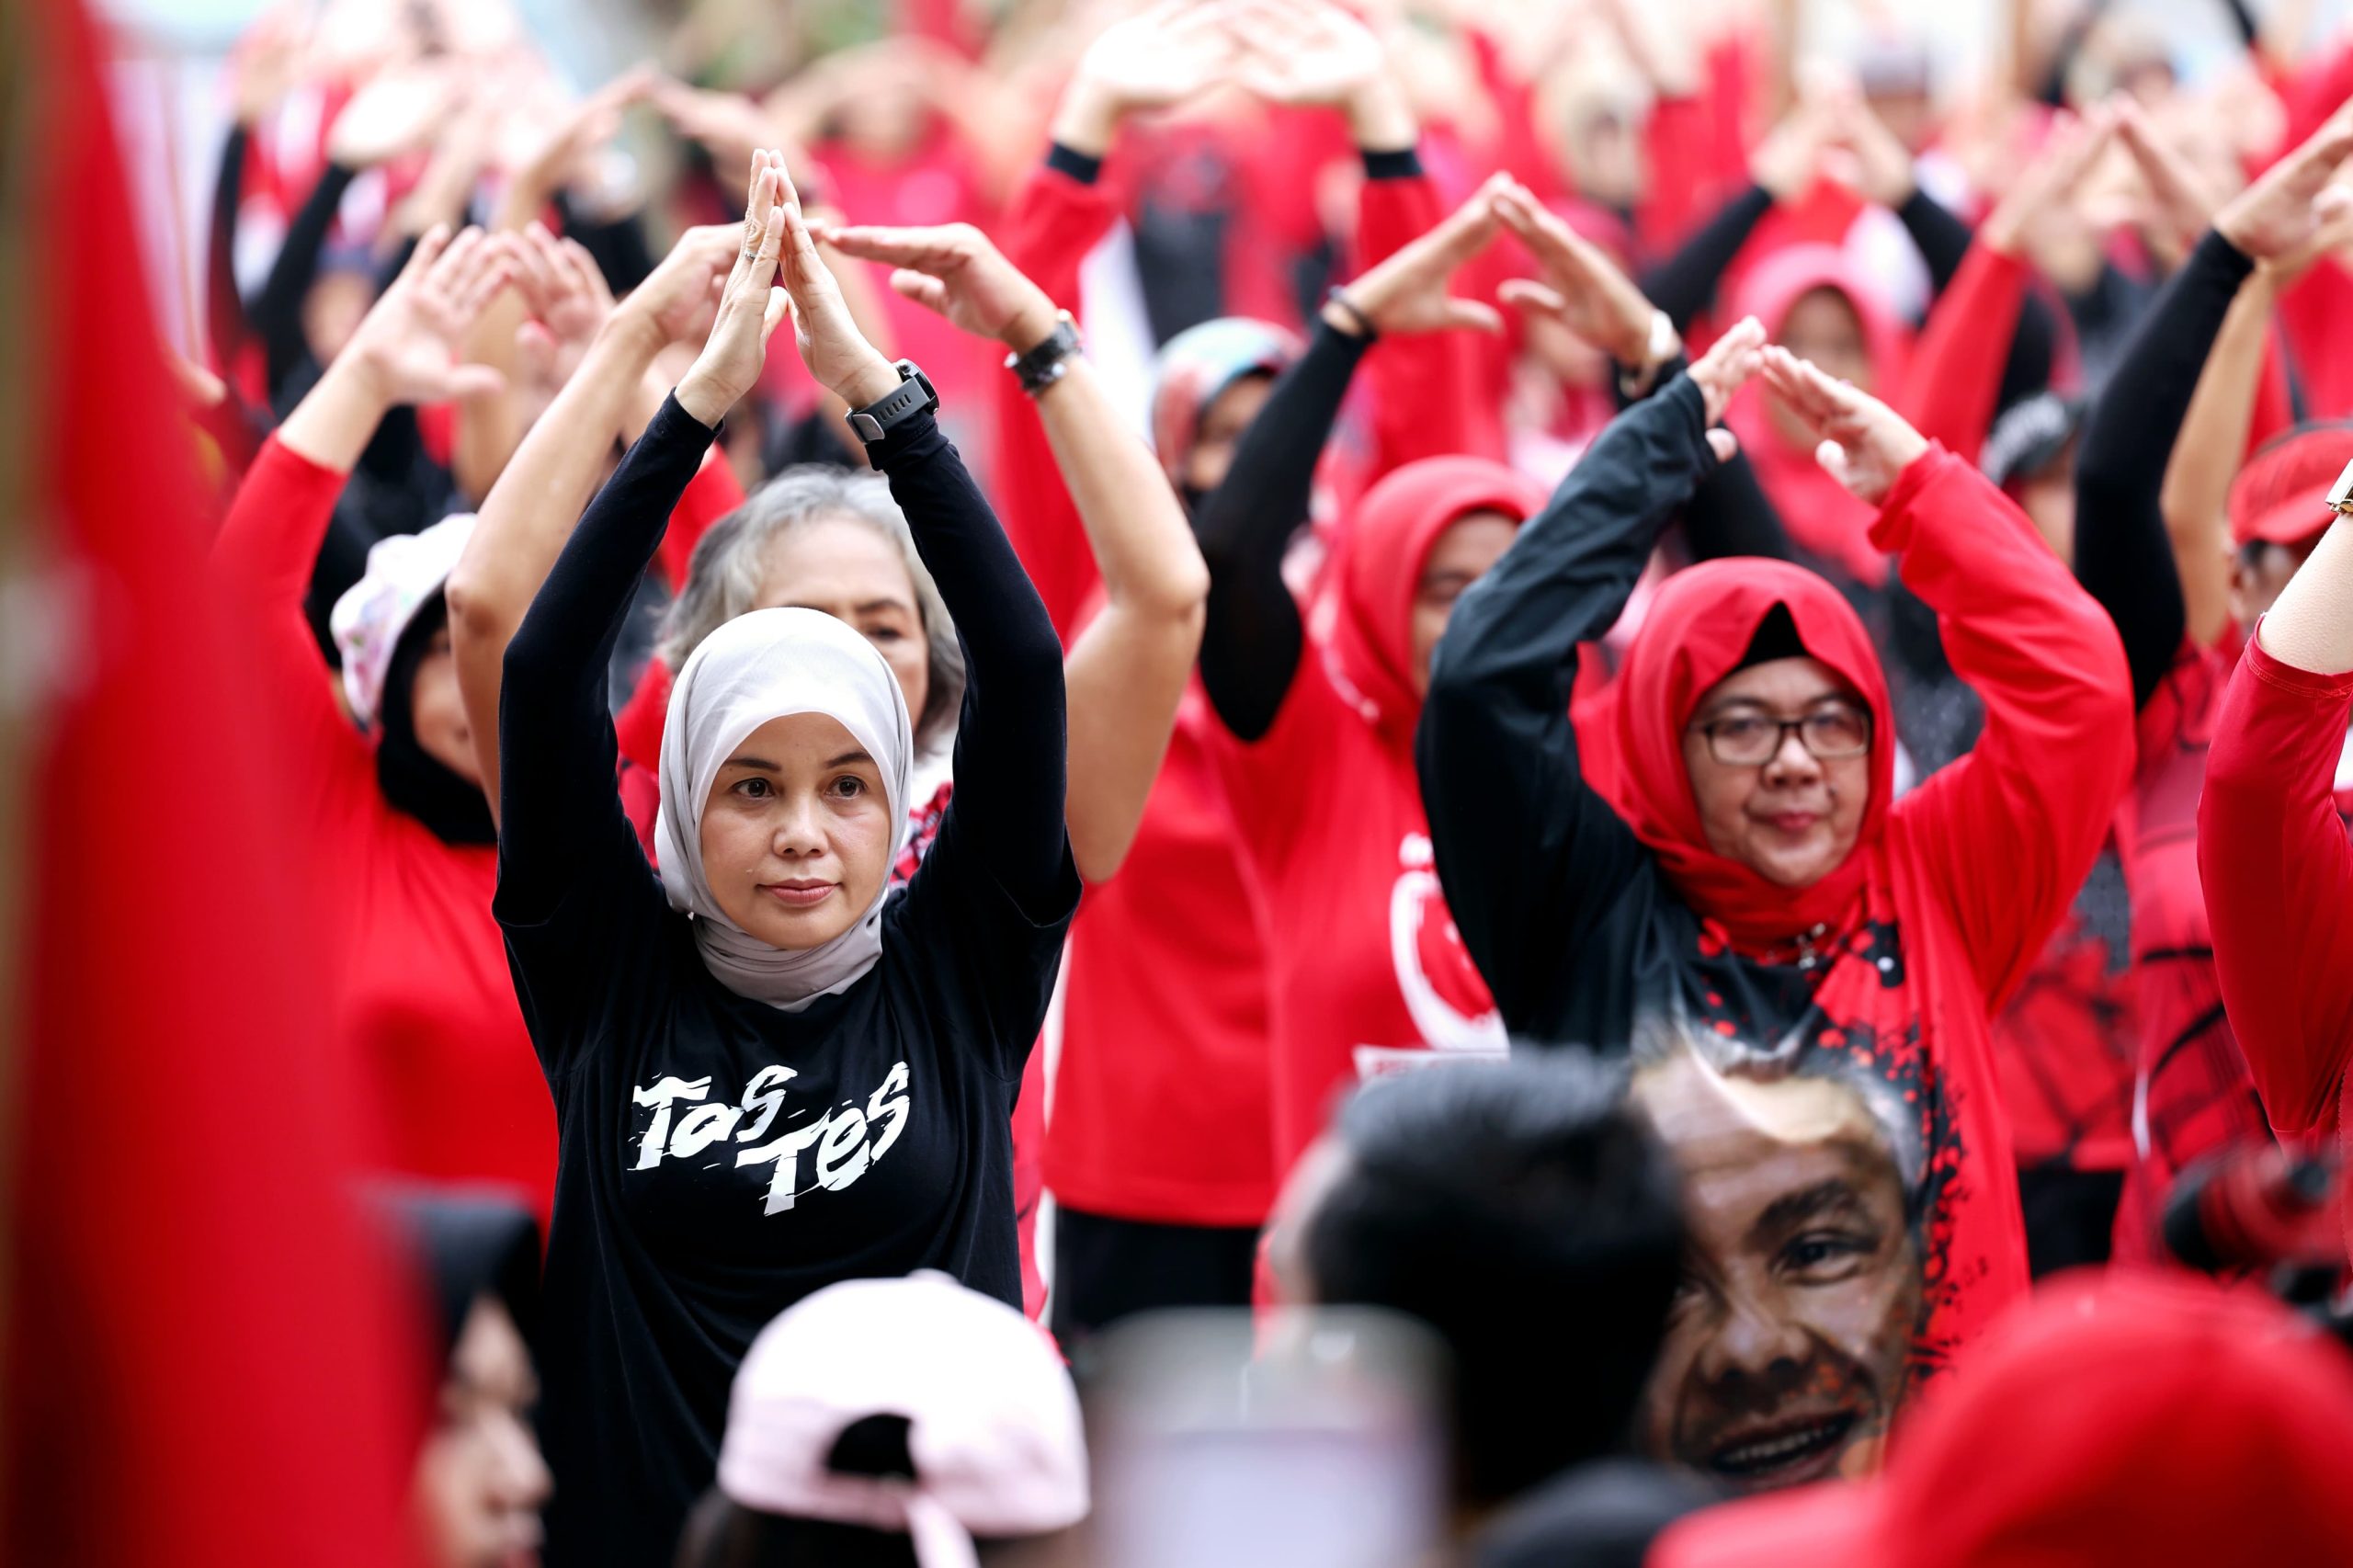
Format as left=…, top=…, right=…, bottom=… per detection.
left=1418, top=341, right=2133, bottom=1494
left=1192, top=184, right=1546, bottom=1176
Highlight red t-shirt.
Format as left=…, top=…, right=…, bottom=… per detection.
left=1206, top=651, right=1505, bottom=1176
left=2110, top=631, right=2345, bottom=1260
left=1048, top=688, right=1278, bottom=1226
left=212, top=439, right=555, bottom=1221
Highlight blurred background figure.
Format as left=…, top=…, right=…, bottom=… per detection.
left=382, top=1189, right=553, bottom=1568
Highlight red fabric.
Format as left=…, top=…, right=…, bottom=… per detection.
left=2197, top=630, right=2353, bottom=1268
left=1650, top=1272, right=2353, bottom=1568
left=211, top=438, right=557, bottom=1223
left=2277, top=256, right=2353, bottom=421
left=1613, top=449, right=2136, bottom=1357
left=989, top=161, right=1120, bottom=641
left=8, top=6, right=416, bottom=1560
left=1725, top=244, right=1912, bottom=585
left=1208, top=457, right=1545, bottom=1172
left=2109, top=632, right=2277, bottom=1261
left=1984, top=905, right=2133, bottom=1171
left=1898, top=243, right=2025, bottom=468
left=1049, top=688, right=1278, bottom=1224
left=655, top=447, right=748, bottom=590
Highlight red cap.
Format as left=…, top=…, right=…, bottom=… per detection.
left=1649, top=1273, right=2353, bottom=1568
left=2227, top=425, right=2353, bottom=549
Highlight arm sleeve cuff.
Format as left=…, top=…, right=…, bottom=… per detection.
left=1045, top=142, right=1104, bottom=186
left=1360, top=146, right=1423, bottom=181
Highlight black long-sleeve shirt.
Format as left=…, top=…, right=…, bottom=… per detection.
left=498, top=394, right=1076, bottom=1568
left=1194, top=321, right=1790, bottom=742
left=2073, top=230, right=2252, bottom=709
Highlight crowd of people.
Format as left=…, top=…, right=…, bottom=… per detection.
left=23, top=0, right=2353, bottom=1559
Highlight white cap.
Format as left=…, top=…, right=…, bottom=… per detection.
left=328, top=512, right=476, bottom=732
left=717, top=1272, right=1088, bottom=1568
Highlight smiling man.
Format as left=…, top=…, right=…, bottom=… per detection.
left=1631, top=1044, right=1923, bottom=1495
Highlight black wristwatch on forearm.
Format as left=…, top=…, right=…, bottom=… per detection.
left=847, top=360, right=939, bottom=444
left=1006, top=312, right=1084, bottom=396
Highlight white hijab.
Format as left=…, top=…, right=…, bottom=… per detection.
left=655, top=608, right=915, bottom=1010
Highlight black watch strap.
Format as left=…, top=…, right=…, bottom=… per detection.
left=1006, top=312, right=1084, bottom=395
left=847, top=360, right=939, bottom=444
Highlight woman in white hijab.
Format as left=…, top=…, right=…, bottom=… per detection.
left=491, top=151, right=1079, bottom=1568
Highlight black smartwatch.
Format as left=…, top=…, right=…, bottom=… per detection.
left=1006, top=312, right=1084, bottom=395
left=847, top=360, right=939, bottom=444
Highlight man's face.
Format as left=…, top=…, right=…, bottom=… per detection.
left=1633, top=1054, right=1922, bottom=1494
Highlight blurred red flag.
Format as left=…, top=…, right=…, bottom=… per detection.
left=3, top=4, right=418, bottom=1563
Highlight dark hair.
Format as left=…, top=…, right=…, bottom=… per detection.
left=1302, top=1053, right=1686, bottom=1507
left=674, top=1416, right=1049, bottom=1568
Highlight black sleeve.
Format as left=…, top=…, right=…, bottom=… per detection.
left=1619, top=351, right=1792, bottom=562
left=1416, top=377, right=1719, bottom=1021
left=866, top=411, right=1074, bottom=916
left=2218, top=0, right=2262, bottom=51
left=1896, top=190, right=2060, bottom=411
left=552, top=190, right=658, bottom=294
left=1641, top=185, right=1773, bottom=332
left=1194, top=320, right=1368, bottom=741
left=207, top=126, right=250, bottom=368
left=498, top=395, right=714, bottom=929
left=248, top=161, right=359, bottom=403
left=2073, top=229, right=2253, bottom=710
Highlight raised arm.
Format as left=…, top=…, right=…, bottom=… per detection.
left=1418, top=325, right=1763, bottom=1024
left=211, top=227, right=507, bottom=818
left=1903, top=111, right=2111, bottom=465
left=2085, top=108, right=2353, bottom=687
left=1195, top=181, right=1507, bottom=741
left=772, top=167, right=1073, bottom=913
left=2163, top=119, right=2353, bottom=648
left=815, top=221, right=1206, bottom=882
left=2199, top=524, right=2353, bottom=1134
left=1640, top=97, right=1827, bottom=332
left=498, top=154, right=794, bottom=927
left=1759, top=349, right=2134, bottom=1006
left=446, top=223, right=735, bottom=817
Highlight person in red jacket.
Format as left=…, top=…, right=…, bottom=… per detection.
left=207, top=224, right=573, bottom=1221
left=1418, top=335, right=2134, bottom=1493
left=2198, top=449, right=2353, bottom=1278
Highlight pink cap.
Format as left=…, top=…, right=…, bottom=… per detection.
left=716, top=1272, right=1087, bottom=1568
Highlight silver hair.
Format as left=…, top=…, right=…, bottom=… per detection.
left=659, top=464, right=965, bottom=748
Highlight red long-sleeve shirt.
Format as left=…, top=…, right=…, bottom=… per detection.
left=210, top=437, right=556, bottom=1221
left=1902, top=242, right=2028, bottom=467
left=2197, top=630, right=2353, bottom=1266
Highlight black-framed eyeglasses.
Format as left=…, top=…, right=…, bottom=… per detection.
left=1689, top=702, right=1872, bottom=767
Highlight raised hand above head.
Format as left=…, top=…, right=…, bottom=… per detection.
left=326, top=60, right=463, bottom=168
left=1981, top=105, right=2119, bottom=258
left=344, top=224, right=513, bottom=405
left=2217, top=106, right=2353, bottom=262
left=1747, top=94, right=1833, bottom=204
left=616, top=222, right=741, bottom=348
left=1686, top=317, right=1768, bottom=461
left=2111, top=97, right=2225, bottom=262
left=1819, top=77, right=1918, bottom=210
left=499, top=64, right=657, bottom=221
left=1053, top=0, right=1245, bottom=153
left=1757, top=343, right=1928, bottom=506
left=510, top=224, right=616, bottom=398
left=1493, top=180, right=1662, bottom=366
left=1229, top=0, right=1413, bottom=148
left=649, top=75, right=793, bottom=178
left=1330, top=173, right=1508, bottom=336
left=810, top=221, right=1060, bottom=352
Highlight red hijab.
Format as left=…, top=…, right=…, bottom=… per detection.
left=1726, top=245, right=1912, bottom=585
left=1611, top=557, right=1895, bottom=949
left=1317, top=455, right=1549, bottom=759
